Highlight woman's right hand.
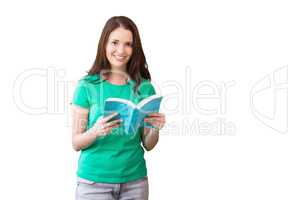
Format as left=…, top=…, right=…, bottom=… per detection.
left=92, top=112, right=122, bottom=136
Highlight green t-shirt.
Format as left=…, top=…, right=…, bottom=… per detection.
left=72, top=74, right=156, bottom=183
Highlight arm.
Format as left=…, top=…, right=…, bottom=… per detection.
left=71, top=105, right=121, bottom=151
left=141, top=112, right=166, bottom=151
left=142, top=127, right=159, bottom=151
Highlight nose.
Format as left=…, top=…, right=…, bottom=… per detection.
left=116, top=44, right=125, bottom=54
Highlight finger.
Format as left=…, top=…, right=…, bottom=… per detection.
left=102, top=127, right=113, bottom=135
left=147, top=113, right=161, bottom=117
left=102, top=124, right=120, bottom=135
left=149, top=113, right=165, bottom=117
left=144, top=117, right=162, bottom=122
left=111, top=123, right=121, bottom=128
left=103, top=123, right=121, bottom=128
left=144, top=118, right=152, bottom=122
left=103, top=119, right=122, bottom=128
left=102, top=112, right=119, bottom=123
left=144, top=118, right=155, bottom=123
left=147, top=123, right=163, bottom=131
left=96, top=115, right=104, bottom=123
left=145, top=119, right=162, bottom=125
left=145, top=120, right=165, bottom=128
left=144, top=115, right=160, bottom=119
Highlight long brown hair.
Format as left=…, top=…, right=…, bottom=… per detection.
left=87, top=16, right=151, bottom=92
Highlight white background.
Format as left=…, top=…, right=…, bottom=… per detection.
left=1, top=0, right=299, bottom=199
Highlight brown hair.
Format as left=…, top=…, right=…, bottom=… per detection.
left=87, top=16, right=151, bottom=92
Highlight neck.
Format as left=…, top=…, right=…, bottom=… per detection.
left=102, top=69, right=130, bottom=85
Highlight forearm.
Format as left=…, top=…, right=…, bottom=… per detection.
left=72, top=127, right=98, bottom=151
left=142, top=128, right=159, bottom=151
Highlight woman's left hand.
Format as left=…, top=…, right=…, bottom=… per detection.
left=144, top=113, right=166, bottom=131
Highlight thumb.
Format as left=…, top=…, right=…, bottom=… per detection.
left=96, top=115, right=104, bottom=124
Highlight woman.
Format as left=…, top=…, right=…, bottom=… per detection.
left=71, top=16, right=166, bottom=200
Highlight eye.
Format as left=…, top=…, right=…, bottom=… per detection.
left=112, top=41, right=118, bottom=45
left=126, top=42, right=133, bottom=47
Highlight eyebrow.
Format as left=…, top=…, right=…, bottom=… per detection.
left=111, top=39, right=133, bottom=43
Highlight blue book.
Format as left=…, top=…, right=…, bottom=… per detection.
left=103, top=95, right=163, bottom=134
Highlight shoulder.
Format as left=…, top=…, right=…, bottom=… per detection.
left=77, top=74, right=103, bottom=87
left=128, top=78, right=154, bottom=90
left=139, top=78, right=154, bottom=87
left=81, top=74, right=102, bottom=82
left=137, top=78, right=156, bottom=95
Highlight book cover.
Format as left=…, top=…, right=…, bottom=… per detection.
left=103, top=95, right=163, bottom=134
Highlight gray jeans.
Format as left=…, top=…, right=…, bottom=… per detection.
left=75, top=176, right=149, bottom=200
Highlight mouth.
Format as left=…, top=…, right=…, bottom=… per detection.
left=114, top=55, right=127, bottom=62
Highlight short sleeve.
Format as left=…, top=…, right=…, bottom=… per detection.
left=137, top=80, right=156, bottom=99
left=72, top=80, right=90, bottom=109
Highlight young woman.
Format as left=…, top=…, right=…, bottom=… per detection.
left=71, top=16, right=166, bottom=200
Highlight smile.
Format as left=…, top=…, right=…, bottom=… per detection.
left=114, top=55, right=127, bottom=61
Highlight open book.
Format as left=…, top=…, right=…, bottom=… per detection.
left=103, top=95, right=163, bottom=134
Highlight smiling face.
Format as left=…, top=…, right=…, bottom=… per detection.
left=106, top=27, right=133, bottom=71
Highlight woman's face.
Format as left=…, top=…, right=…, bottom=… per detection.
left=106, top=27, right=133, bottom=71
